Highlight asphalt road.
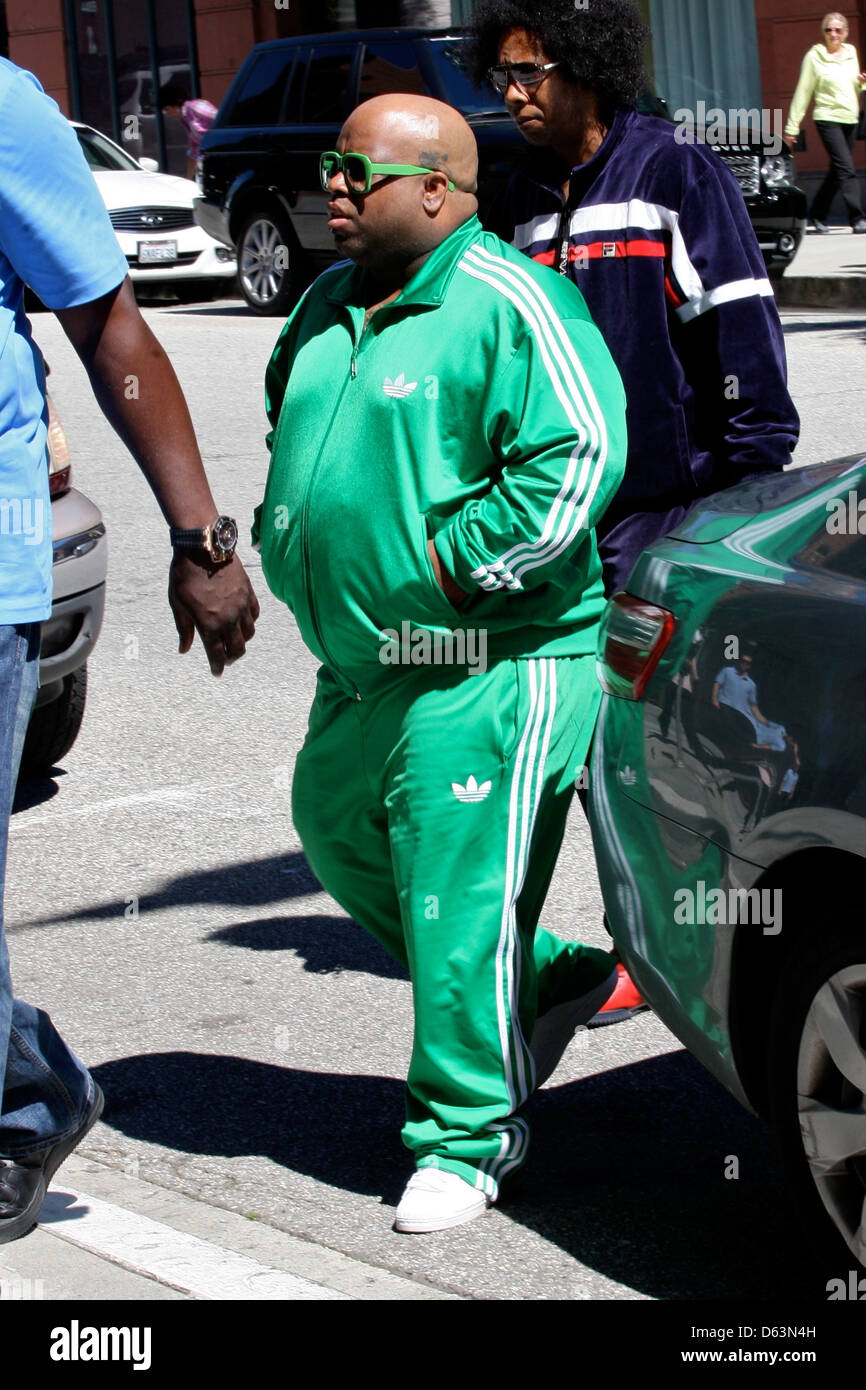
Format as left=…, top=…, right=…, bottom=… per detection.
left=6, top=301, right=864, bottom=1302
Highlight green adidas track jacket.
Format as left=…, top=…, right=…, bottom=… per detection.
left=253, top=214, right=627, bottom=700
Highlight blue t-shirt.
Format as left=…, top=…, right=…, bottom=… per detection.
left=715, top=665, right=757, bottom=718
left=0, top=58, right=128, bottom=622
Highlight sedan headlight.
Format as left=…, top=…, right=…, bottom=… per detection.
left=761, top=154, right=793, bottom=187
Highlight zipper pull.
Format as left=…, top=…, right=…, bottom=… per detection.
left=351, top=352, right=358, bottom=379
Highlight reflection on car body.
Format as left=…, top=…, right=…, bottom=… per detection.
left=590, top=457, right=866, bottom=1270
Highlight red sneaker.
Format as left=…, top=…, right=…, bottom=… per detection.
left=586, top=962, right=649, bottom=1028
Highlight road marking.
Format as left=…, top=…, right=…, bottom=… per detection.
left=11, top=784, right=222, bottom=829
left=39, top=1188, right=351, bottom=1301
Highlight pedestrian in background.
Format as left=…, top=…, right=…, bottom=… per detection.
left=159, top=84, right=217, bottom=179
left=784, top=11, right=866, bottom=232
left=0, top=57, right=258, bottom=1245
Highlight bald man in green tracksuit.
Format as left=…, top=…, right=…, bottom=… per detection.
left=253, top=95, right=628, bottom=1233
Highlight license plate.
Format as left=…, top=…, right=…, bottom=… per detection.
left=138, top=239, right=178, bottom=264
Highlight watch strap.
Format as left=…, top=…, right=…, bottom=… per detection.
left=170, top=525, right=212, bottom=548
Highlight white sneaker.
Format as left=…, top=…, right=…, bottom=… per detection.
left=393, top=1168, right=491, bottom=1233
left=530, top=967, right=618, bottom=1088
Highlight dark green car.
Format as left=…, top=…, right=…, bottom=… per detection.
left=590, top=456, right=866, bottom=1271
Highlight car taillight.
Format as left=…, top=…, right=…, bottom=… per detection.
left=597, top=592, right=676, bottom=700
left=46, top=394, right=71, bottom=496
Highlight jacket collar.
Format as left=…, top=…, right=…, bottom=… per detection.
left=324, top=214, right=483, bottom=309
left=519, top=105, right=635, bottom=203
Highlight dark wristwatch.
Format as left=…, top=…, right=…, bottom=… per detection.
left=170, top=515, right=239, bottom=565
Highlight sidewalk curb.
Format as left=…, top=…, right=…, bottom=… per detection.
left=1, top=1154, right=463, bottom=1301
left=775, top=276, right=866, bottom=309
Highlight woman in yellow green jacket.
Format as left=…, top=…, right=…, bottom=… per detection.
left=784, top=11, right=866, bottom=232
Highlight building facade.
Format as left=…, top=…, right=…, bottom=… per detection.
left=2, top=0, right=864, bottom=195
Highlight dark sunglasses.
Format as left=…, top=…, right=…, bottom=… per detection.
left=487, top=61, right=560, bottom=95
left=320, top=150, right=455, bottom=195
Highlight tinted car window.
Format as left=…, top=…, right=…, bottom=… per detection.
left=358, top=40, right=426, bottom=102
left=422, top=38, right=504, bottom=114
left=283, top=47, right=307, bottom=123
left=302, top=46, right=357, bottom=124
left=74, top=125, right=140, bottom=172
left=226, top=49, right=293, bottom=126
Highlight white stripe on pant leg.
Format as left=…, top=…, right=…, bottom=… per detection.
left=495, top=1117, right=530, bottom=1186
left=480, top=661, right=554, bottom=1190
left=485, top=1117, right=530, bottom=1190
left=505, top=658, right=551, bottom=1104
left=506, top=659, right=557, bottom=1103
left=493, top=660, right=542, bottom=1109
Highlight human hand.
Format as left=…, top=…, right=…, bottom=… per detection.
left=782, top=132, right=799, bottom=150
left=427, top=539, right=468, bottom=605
left=169, top=551, right=260, bottom=676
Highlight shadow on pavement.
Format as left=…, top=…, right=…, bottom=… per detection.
left=208, top=914, right=409, bottom=980
left=162, top=305, right=250, bottom=317
left=12, top=769, right=63, bottom=813
left=21, top=851, right=324, bottom=926
left=781, top=315, right=866, bottom=334
left=92, top=1047, right=822, bottom=1300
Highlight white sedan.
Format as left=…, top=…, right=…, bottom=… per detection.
left=71, top=121, right=236, bottom=298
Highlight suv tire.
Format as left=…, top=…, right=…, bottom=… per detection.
left=237, top=207, right=309, bottom=315
left=20, top=662, right=88, bottom=778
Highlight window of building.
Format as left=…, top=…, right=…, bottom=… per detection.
left=68, top=0, right=196, bottom=174
left=647, top=0, right=762, bottom=113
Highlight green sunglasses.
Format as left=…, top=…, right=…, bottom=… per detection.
left=320, top=149, right=455, bottom=195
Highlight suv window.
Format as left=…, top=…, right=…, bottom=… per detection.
left=301, top=45, right=358, bottom=125
left=225, top=48, right=294, bottom=127
left=422, top=38, right=503, bottom=115
left=283, top=47, right=307, bottom=123
left=358, top=40, right=425, bottom=103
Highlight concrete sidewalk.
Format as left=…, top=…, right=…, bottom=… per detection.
left=775, top=224, right=866, bottom=308
left=0, top=1154, right=460, bottom=1302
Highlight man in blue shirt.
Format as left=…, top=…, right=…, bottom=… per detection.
left=712, top=651, right=788, bottom=751
left=0, top=58, right=259, bottom=1244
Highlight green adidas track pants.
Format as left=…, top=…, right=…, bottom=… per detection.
left=292, top=655, right=613, bottom=1199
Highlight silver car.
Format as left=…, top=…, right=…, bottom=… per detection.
left=19, top=392, right=106, bottom=779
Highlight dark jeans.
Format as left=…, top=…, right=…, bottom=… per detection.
left=0, top=623, right=93, bottom=1156
left=812, top=121, right=863, bottom=225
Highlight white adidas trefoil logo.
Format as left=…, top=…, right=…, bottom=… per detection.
left=452, top=774, right=492, bottom=803
left=383, top=372, right=418, bottom=399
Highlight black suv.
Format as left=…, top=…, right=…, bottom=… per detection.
left=195, top=28, right=806, bottom=314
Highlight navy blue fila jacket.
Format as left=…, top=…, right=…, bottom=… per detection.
left=487, top=106, right=800, bottom=593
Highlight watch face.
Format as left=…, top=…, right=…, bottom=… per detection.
left=213, top=516, right=238, bottom=555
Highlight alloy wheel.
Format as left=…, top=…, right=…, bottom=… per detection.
left=797, top=963, right=866, bottom=1265
left=239, top=217, right=288, bottom=308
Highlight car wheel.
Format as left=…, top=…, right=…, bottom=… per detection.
left=768, top=930, right=866, bottom=1270
left=19, top=663, right=88, bottom=779
left=237, top=209, right=308, bottom=315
